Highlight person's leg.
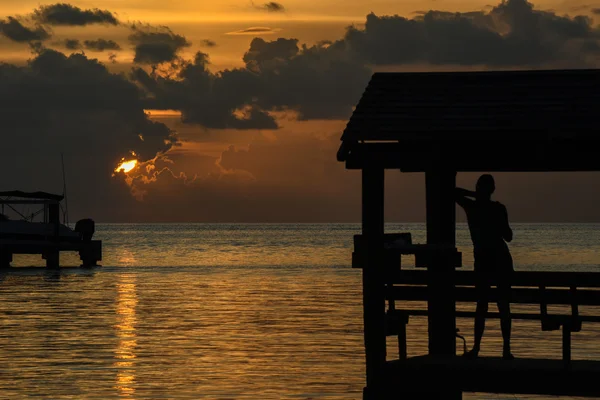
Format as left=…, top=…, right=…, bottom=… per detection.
left=472, top=283, right=489, bottom=355
left=497, top=279, right=514, bottom=360
left=466, top=277, right=489, bottom=358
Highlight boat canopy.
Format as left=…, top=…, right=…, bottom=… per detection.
left=0, top=191, right=64, bottom=202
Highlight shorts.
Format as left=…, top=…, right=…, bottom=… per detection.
left=474, top=248, right=514, bottom=274
left=474, top=249, right=513, bottom=302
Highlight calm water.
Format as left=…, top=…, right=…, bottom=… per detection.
left=1, top=223, right=600, bottom=399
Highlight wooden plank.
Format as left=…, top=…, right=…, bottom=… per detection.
left=354, top=236, right=453, bottom=254
left=0, top=239, right=101, bottom=254
left=341, top=142, right=600, bottom=171
left=388, top=286, right=600, bottom=306
left=385, top=356, right=600, bottom=397
left=389, top=270, right=600, bottom=288
left=351, top=250, right=461, bottom=269
left=393, top=309, right=600, bottom=323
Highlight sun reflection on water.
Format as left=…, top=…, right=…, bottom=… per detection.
left=117, top=250, right=137, bottom=266
left=114, top=274, right=138, bottom=397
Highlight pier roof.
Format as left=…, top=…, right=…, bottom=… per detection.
left=337, top=69, right=600, bottom=172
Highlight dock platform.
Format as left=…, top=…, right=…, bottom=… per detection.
left=386, top=355, right=600, bottom=397
left=0, top=239, right=102, bottom=267
left=338, top=69, right=600, bottom=399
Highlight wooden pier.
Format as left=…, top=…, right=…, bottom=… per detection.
left=0, top=238, right=102, bottom=268
left=337, top=69, right=600, bottom=398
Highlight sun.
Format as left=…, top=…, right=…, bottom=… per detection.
left=115, top=159, right=138, bottom=174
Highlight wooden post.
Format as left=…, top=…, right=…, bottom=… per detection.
left=362, top=166, right=386, bottom=399
left=425, top=170, right=456, bottom=355
left=563, top=326, right=571, bottom=367
left=425, top=170, right=460, bottom=398
left=46, top=202, right=60, bottom=268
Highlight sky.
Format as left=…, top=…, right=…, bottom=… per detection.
left=1, top=0, right=600, bottom=222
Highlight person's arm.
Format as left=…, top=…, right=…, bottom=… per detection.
left=500, top=204, right=513, bottom=243
left=455, top=187, right=476, bottom=208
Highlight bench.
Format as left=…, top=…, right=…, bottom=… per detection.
left=385, top=270, right=600, bottom=366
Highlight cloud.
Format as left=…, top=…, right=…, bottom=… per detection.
left=1, top=48, right=177, bottom=159
left=83, top=39, right=121, bottom=51
left=0, top=17, right=50, bottom=42
left=250, top=38, right=372, bottom=120
left=33, top=3, right=119, bottom=26
left=116, top=129, right=362, bottom=222
left=253, top=2, right=286, bottom=12
left=129, top=24, right=191, bottom=65
left=242, top=37, right=299, bottom=66
left=64, top=38, right=81, bottom=50
left=133, top=0, right=600, bottom=132
left=132, top=52, right=279, bottom=129
left=63, top=38, right=121, bottom=51
left=225, top=27, right=282, bottom=35
left=200, top=39, right=217, bottom=47
left=132, top=35, right=370, bottom=128
left=344, top=0, right=600, bottom=66
left=0, top=48, right=178, bottom=219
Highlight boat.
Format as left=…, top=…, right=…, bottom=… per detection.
left=0, top=191, right=101, bottom=268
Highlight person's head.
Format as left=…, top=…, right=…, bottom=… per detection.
left=476, top=174, right=495, bottom=200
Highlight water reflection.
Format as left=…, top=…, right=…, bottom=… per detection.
left=114, top=274, right=138, bottom=397
left=118, top=250, right=137, bottom=266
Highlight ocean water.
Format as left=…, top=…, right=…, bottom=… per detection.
left=1, top=223, right=599, bottom=399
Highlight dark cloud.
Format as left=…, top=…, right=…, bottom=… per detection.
left=129, top=25, right=191, bottom=65
left=226, top=27, right=281, bottom=35
left=132, top=52, right=278, bottom=129
left=254, top=2, right=286, bottom=12
left=132, top=0, right=600, bottom=131
left=64, top=38, right=81, bottom=50
left=0, top=17, right=50, bottom=42
left=243, top=37, right=299, bottom=67
left=250, top=38, right=371, bottom=120
left=84, top=39, right=121, bottom=51
left=33, top=3, right=119, bottom=26
left=132, top=35, right=371, bottom=127
left=201, top=39, right=217, bottom=47
left=0, top=48, right=177, bottom=158
left=345, top=0, right=600, bottom=66
left=0, top=48, right=178, bottom=219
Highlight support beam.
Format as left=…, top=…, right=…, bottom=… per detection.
left=46, top=203, right=60, bottom=268
left=362, top=166, right=386, bottom=399
left=425, top=170, right=460, bottom=398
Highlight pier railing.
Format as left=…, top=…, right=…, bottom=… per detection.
left=354, top=233, right=600, bottom=398
left=387, top=269, right=600, bottom=365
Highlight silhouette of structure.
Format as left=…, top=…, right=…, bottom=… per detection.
left=337, top=69, right=600, bottom=399
left=0, top=191, right=101, bottom=268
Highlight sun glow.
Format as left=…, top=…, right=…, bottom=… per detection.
left=115, top=159, right=138, bottom=173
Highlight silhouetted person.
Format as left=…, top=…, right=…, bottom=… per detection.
left=455, top=174, right=514, bottom=360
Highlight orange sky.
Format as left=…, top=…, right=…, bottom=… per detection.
left=1, top=0, right=600, bottom=222
left=2, top=0, right=598, bottom=69
left=2, top=0, right=589, bottom=21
